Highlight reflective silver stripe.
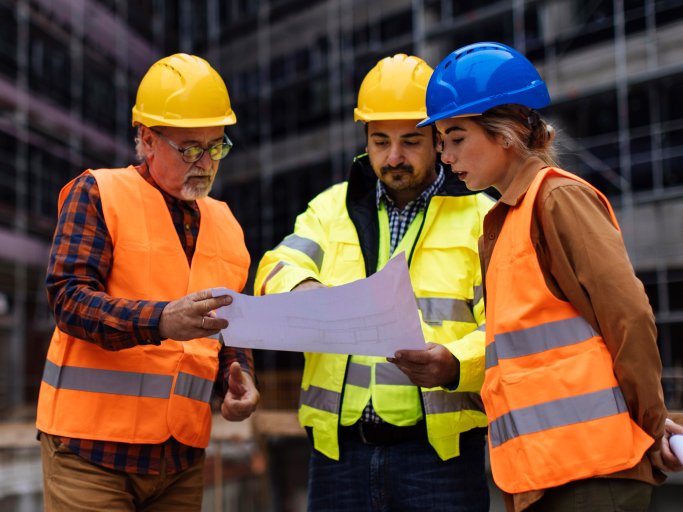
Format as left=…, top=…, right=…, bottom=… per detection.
left=422, top=390, right=485, bottom=414
left=473, top=284, right=483, bottom=306
left=485, top=343, right=498, bottom=369
left=347, top=362, right=419, bottom=387
left=299, top=385, right=340, bottom=414
left=41, top=360, right=172, bottom=399
left=416, top=297, right=474, bottom=326
left=174, top=372, right=214, bottom=403
left=278, top=234, right=324, bottom=270
left=346, top=362, right=371, bottom=388
left=486, top=316, right=597, bottom=369
left=477, top=323, right=486, bottom=332
left=489, top=387, right=628, bottom=448
left=375, top=362, right=413, bottom=386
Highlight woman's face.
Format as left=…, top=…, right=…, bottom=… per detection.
left=436, top=116, right=515, bottom=194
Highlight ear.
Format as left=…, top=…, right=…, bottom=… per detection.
left=496, top=133, right=511, bottom=149
left=140, top=126, right=155, bottom=153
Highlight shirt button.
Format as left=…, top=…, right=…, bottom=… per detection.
left=185, top=224, right=191, bottom=231
left=488, top=233, right=496, bottom=240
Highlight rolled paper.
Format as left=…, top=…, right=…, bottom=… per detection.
left=670, top=434, right=683, bottom=464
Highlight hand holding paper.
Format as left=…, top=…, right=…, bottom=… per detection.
left=212, top=253, right=425, bottom=357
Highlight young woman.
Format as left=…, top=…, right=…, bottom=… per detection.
left=417, top=41, right=683, bottom=512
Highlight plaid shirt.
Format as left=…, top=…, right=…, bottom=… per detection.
left=44, top=163, right=254, bottom=474
left=360, top=165, right=445, bottom=423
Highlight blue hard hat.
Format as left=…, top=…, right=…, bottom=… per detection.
left=417, top=42, right=550, bottom=127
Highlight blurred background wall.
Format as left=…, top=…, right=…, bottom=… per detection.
left=0, top=0, right=682, bottom=510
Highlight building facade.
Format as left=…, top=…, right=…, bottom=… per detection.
left=0, top=0, right=682, bottom=415
left=215, top=0, right=683, bottom=409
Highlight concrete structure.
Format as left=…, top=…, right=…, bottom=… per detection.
left=215, top=0, right=683, bottom=407
left=0, top=0, right=682, bottom=509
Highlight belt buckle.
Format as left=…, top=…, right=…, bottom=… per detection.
left=357, top=422, right=373, bottom=445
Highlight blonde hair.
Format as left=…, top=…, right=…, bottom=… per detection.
left=471, top=105, right=558, bottom=166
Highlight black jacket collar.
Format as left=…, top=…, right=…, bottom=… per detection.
left=344, top=154, right=479, bottom=276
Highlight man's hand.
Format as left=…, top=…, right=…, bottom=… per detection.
left=291, top=279, right=326, bottom=292
left=387, top=343, right=460, bottom=388
left=159, top=289, right=231, bottom=340
left=221, top=362, right=260, bottom=422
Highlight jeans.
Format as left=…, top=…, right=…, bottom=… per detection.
left=307, top=430, right=489, bottom=512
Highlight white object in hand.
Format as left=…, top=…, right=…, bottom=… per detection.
left=670, top=434, right=683, bottom=463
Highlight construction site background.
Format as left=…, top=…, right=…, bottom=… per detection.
left=1, top=1, right=683, bottom=510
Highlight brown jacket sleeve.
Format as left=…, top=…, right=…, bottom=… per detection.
left=534, top=176, right=666, bottom=469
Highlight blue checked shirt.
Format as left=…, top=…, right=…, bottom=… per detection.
left=360, top=165, right=445, bottom=423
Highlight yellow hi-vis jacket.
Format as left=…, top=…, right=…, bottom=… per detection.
left=483, top=167, right=652, bottom=492
left=255, top=155, right=494, bottom=460
left=37, top=166, right=250, bottom=448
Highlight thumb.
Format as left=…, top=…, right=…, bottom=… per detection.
left=228, top=362, right=247, bottom=394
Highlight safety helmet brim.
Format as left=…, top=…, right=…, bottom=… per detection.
left=131, top=110, right=237, bottom=128
left=354, top=109, right=428, bottom=122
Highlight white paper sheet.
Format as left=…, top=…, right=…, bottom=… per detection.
left=671, top=434, right=683, bottom=464
left=212, top=253, right=425, bottom=356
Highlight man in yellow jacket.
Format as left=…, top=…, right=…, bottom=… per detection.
left=255, top=54, right=494, bottom=511
left=37, top=54, right=259, bottom=511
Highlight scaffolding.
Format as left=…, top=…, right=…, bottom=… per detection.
left=1, top=1, right=683, bottom=508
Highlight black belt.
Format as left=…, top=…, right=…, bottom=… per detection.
left=306, top=424, right=486, bottom=447
left=339, top=421, right=427, bottom=445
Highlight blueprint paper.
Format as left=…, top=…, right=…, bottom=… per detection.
left=212, top=253, right=426, bottom=356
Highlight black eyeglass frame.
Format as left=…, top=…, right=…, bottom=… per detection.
left=150, top=128, right=233, bottom=163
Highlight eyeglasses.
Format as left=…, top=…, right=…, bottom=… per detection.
left=150, top=128, right=233, bottom=163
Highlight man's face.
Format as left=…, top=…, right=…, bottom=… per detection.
left=144, top=125, right=225, bottom=201
left=366, top=120, right=437, bottom=208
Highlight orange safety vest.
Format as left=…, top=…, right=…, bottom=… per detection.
left=36, top=166, right=250, bottom=448
left=482, top=167, right=653, bottom=493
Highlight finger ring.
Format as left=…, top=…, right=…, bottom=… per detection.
left=201, top=317, right=206, bottom=329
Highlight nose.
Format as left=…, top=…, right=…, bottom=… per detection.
left=194, top=149, right=213, bottom=170
left=440, top=148, right=455, bottom=166
left=386, top=143, right=405, bottom=167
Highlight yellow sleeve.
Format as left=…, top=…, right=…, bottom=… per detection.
left=444, top=193, right=492, bottom=393
left=254, top=184, right=345, bottom=296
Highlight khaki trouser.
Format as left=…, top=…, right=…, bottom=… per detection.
left=525, top=477, right=652, bottom=512
left=40, top=433, right=205, bottom=512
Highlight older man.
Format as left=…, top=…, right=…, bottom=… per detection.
left=37, top=54, right=259, bottom=511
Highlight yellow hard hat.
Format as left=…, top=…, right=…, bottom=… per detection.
left=132, top=53, right=237, bottom=128
left=354, top=54, right=433, bottom=122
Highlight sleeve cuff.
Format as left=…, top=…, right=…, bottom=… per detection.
left=264, top=266, right=320, bottom=295
left=443, top=329, right=485, bottom=392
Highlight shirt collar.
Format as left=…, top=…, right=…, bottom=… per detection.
left=375, top=164, right=445, bottom=210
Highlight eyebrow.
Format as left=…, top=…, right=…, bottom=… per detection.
left=444, top=126, right=466, bottom=135
left=178, top=135, right=225, bottom=146
left=370, top=132, right=425, bottom=139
